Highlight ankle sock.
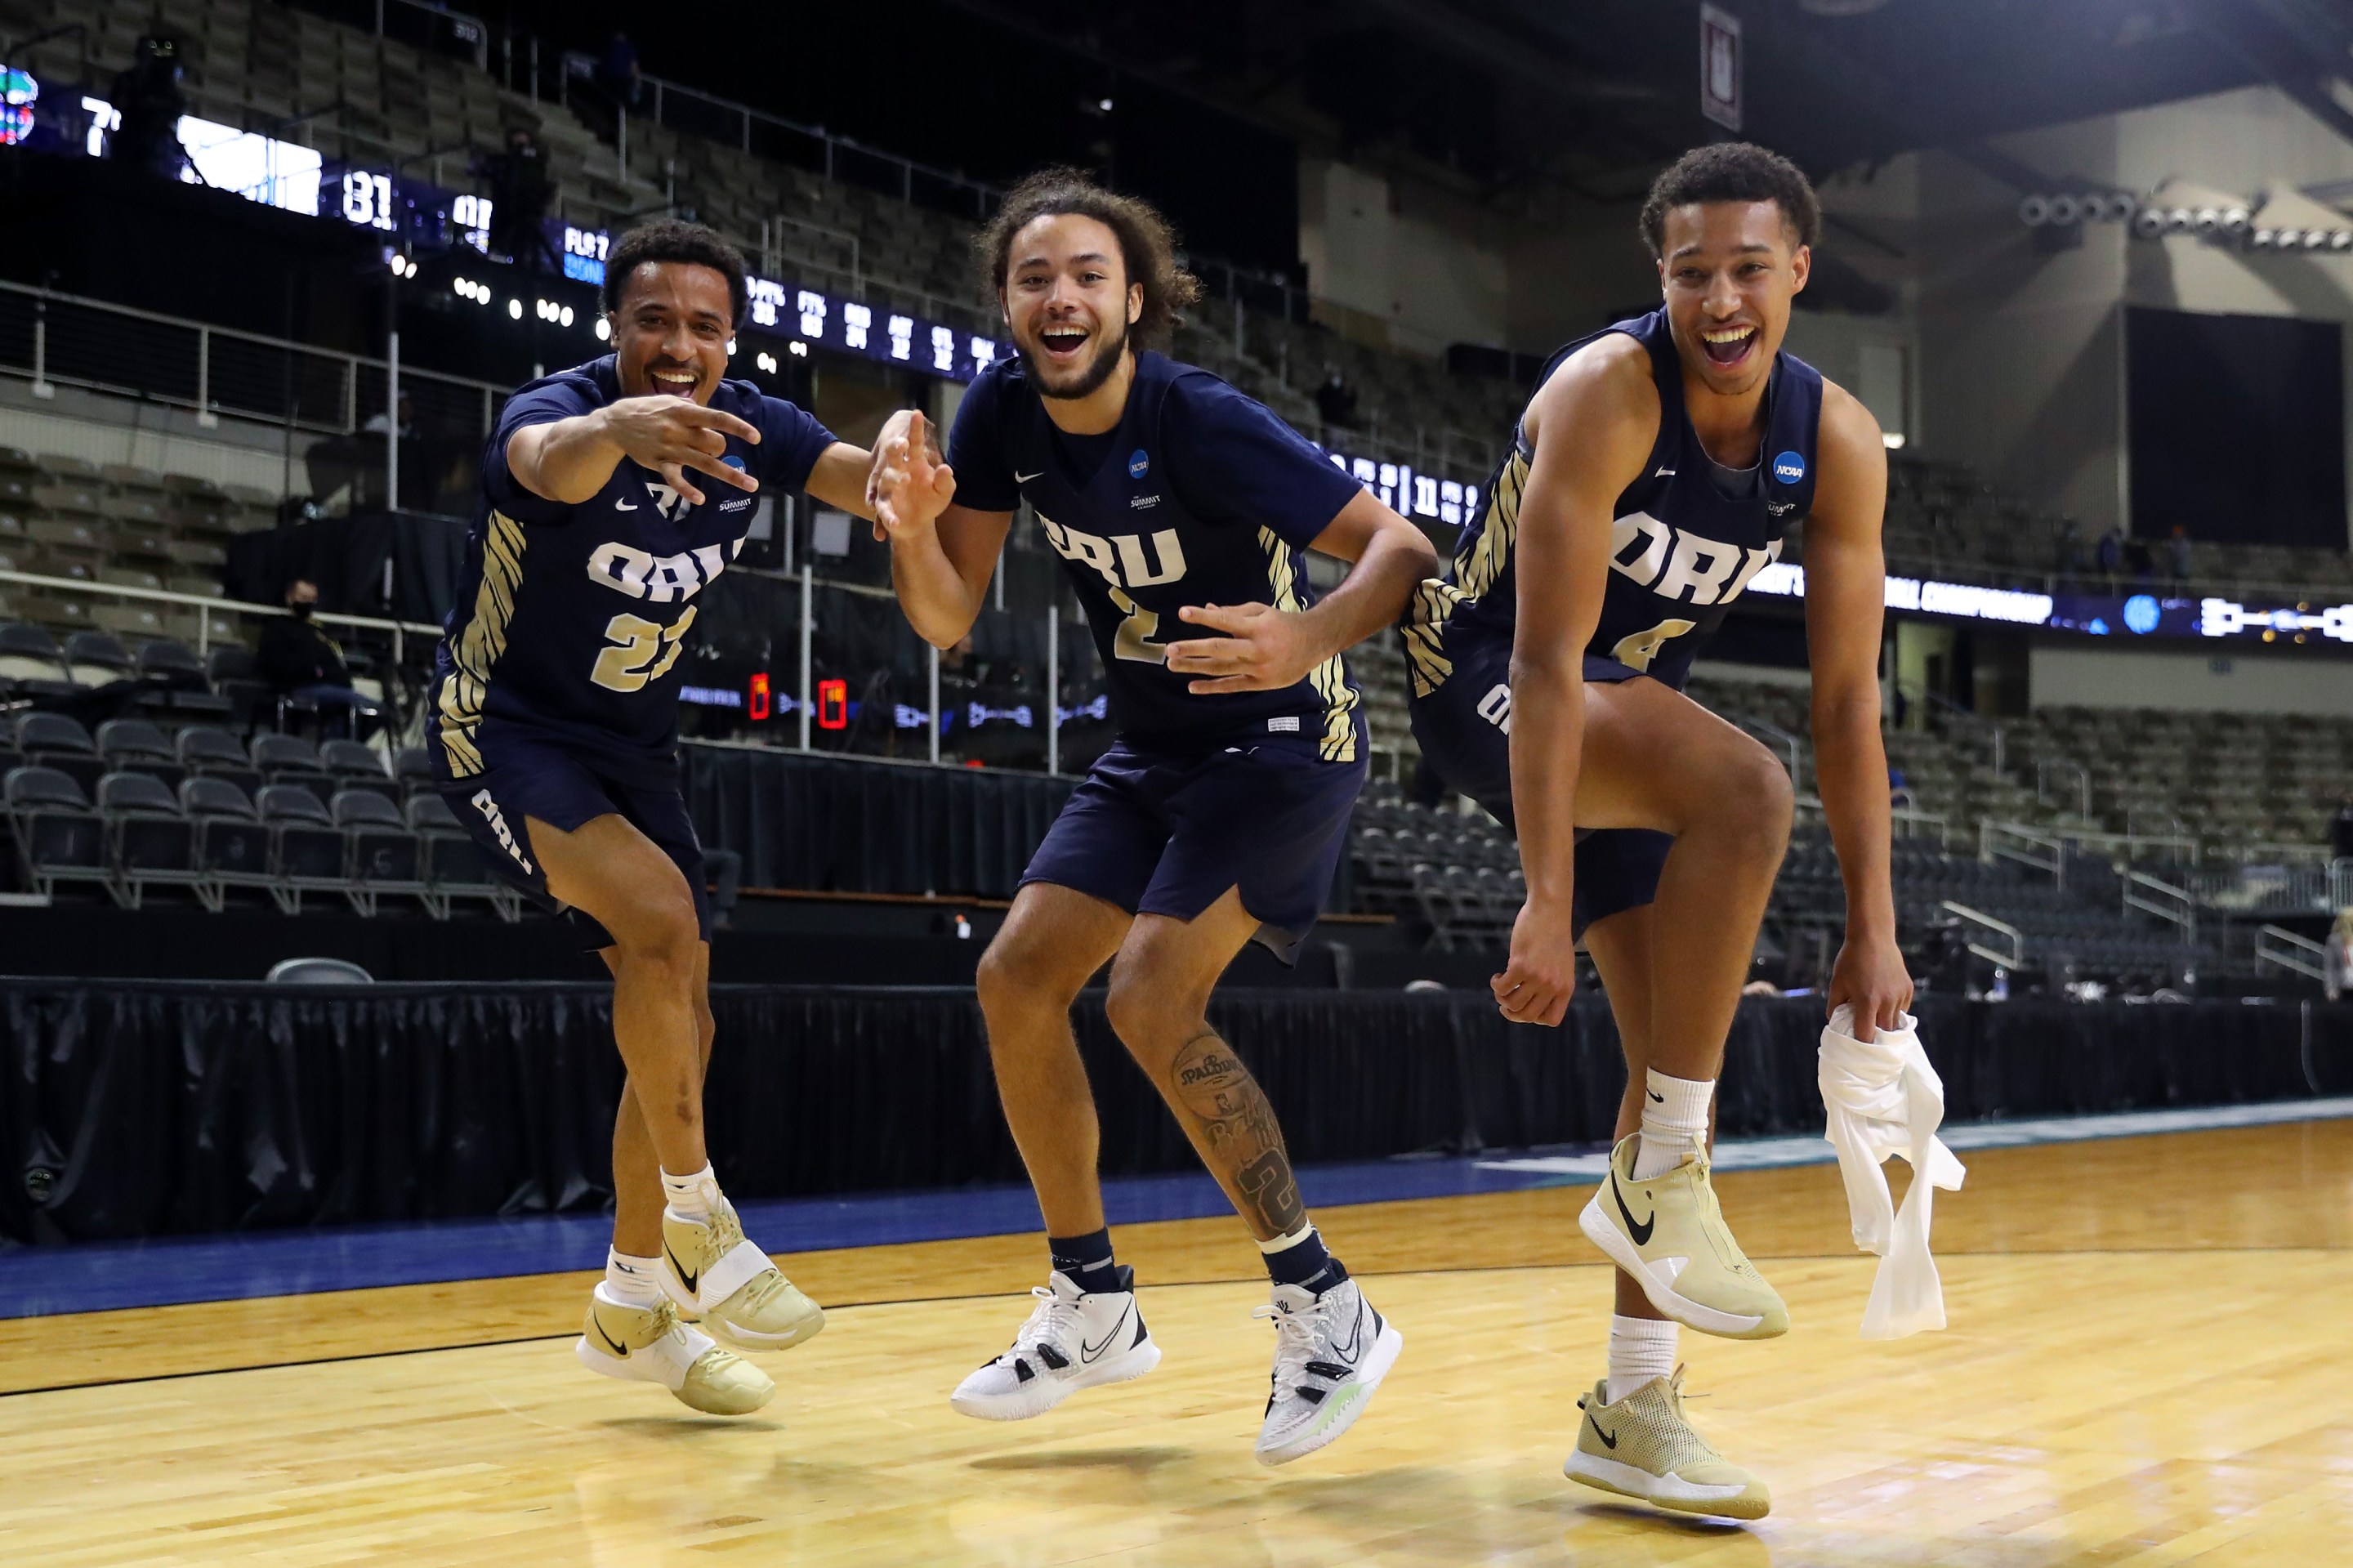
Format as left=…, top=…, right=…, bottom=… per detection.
left=661, top=1164, right=717, bottom=1222
left=1260, top=1222, right=1349, bottom=1293
left=1047, top=1228, right=1123, bottom=1293
left=605, top=1248, right=666, bottom=1308
left=1632, top=1069, right=1713, bottom=1180
left=1606, top=1314, right=1679, bottom=1404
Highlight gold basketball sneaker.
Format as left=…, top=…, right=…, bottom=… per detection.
left=1577, top=1134, right=1788, bottom=1339
left=662, top=1195, right=826, bottom=1353
left=1565, top=1369, right=1769, bottom=1520
left=574, top=1287, right=775, bottom=1415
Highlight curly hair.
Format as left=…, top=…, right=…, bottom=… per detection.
left=603, top=218, right=748, bottom=326
left=976, top=168, right=1202, bottom=350
left=1639, top=143, right=1821, bottom=258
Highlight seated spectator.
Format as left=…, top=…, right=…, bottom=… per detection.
left=257, top=579, right=381, bottom=739
left=2328, top=909, right=2353, bottom=1003
left=1313, top=365, right=1359, bottom=432
left=2330, top=793, right=2353, bottom=862
left=2123, top=537, right=2154, bottom=581
left=2167, top=525, right=2192, bottom=587
left=1888, top=766, right=1913, bottom=811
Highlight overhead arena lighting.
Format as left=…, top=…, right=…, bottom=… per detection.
left=594, top=318, right=611, bottom=341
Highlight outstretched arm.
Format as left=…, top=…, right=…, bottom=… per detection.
left=1160, top=489, right=1437, bottom=693
left=871, top=410, right=1012, bottom=649
left=1805, top=382, right=1911, bottom=1039
left=1491, top=340, right=1659, bottom=1026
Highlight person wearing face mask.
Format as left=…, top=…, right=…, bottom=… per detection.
left=257, top=579, right=378, bottom=738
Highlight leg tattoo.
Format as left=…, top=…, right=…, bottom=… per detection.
left=1169, top=1032, right=1305, bottom=1236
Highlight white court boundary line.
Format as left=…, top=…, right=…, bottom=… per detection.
left=1473, top=1097, right=2353, bottom=1179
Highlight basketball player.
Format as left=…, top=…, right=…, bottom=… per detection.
left=1404, top=144, right=1912, bottom=1517
left=430, top=219, right=913, bottom=1415
left=869, top=169, right=1439, bottom=1464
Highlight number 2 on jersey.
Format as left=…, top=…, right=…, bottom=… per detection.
left=591, top=605, right=698, bottom=693
left=1109, top=587, right=1168, bottom=664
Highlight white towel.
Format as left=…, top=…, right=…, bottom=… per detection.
left=1818, top=1006, right=1966, bottom=1339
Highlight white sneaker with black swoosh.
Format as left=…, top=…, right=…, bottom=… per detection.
left=949, top=1267, right=1161, bottom=1421
left=1253, top=1277, right=1404, bottom=1466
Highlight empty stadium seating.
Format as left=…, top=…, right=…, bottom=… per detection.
left=0, top=704, right=520, bottom=918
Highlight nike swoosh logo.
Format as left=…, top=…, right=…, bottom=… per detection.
left=1592, top=1417, right=1619, bottom=1450
left=1654, top=467, right=1676, bottom=477
left=1015, top=471, right=1043, bottom=484
left=666, top=1246, right=700, bottom=1296
left=593, top=1318, right=630, bottom=1358
left=615, top=498, right=639, bottom=511
left=1645, top=1090, right=1664, bottom=1103
left=1610, top=1168, right=1657, bottom=1247
left=1330, top=1307, right=1364, bottom=1364
left=1080, top=1303, right=1133, bottom=1362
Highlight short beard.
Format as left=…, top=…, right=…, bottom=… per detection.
left=1024, top=317, right=1129, bottom=402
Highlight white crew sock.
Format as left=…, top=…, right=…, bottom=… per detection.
left=1632, top=1069, right=1713, bottom=1180
left=661, top=1163, right=717, bottom=1223
left=1605, top=1314, right=1680, bottom=1404
left=605, top=1248, right=667, bottom=1308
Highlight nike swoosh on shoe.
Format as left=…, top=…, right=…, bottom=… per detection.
left=1080, top=1304, right=1133, bottom=1362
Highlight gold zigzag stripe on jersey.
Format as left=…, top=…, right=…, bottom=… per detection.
left=1258, top=526, right=1358, bottom=764
left=1400, top=578, right=1467, bottom=698
left=1453, top=447, right=1528, bottom=602
left=435, top=511, right=528, bottom=779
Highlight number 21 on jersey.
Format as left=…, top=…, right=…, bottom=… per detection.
left=592, top=605, right=697, bottom=692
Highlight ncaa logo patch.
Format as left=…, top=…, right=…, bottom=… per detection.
left=1127, top=449, right=1150, bottom=480
left=1772, top=449, right=1806, bottom=485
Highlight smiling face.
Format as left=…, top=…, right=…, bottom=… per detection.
left=1000, top=212, right=1142, bottom=401
left=608, top=260, right=734, bottom=403
left=1655, top=200, right=1810, bottom=400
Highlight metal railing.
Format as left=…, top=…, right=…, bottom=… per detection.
left=0, top=279, right=515, bottom=520
left=1981, top=820, right=2065, bottom=884
left=558, top=52, right=998, bottom=221
left=0, top=568, right=440, bottom=658
left=2255, top=923, right=2328, bottom=981
left=2036, top=757, right=2093, bottom=821
left=1942, top=900, right=2025, bottom=968
left=2044, top=824, right=2201, bottom=866
left=2122, top=869, right=2197, bottom=942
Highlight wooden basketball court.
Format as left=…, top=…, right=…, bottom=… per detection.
left=3, top=1120, right=2348, bottom=1565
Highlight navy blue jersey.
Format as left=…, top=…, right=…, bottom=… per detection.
left=948, top=350, right=1366, bottom=757
left=1404, top=307, right=1820, bottom=695
left=429, top=356, right=836, bottom=782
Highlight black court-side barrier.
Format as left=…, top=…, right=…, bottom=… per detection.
left=681, top=745, right=1077, bottom=899
left=2, top=985, right=2348, bottom=1245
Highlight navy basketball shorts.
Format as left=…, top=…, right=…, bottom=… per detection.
left=432, top=719, right=711, bottom=950
left=1020, top=734, right=1368, bottom=963
left=1402, top=625, right=1673, bottom=938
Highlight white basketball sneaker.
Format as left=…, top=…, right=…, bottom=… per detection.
left=1252, top=1277, right=1404, bottom=1467
left=949, top=1268, right=1161, bottom=1421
